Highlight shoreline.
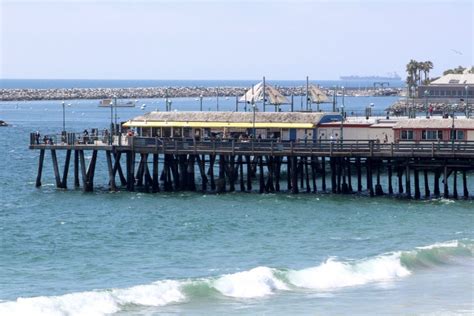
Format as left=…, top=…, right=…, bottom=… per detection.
left=0, top=86, right=400, bottom=102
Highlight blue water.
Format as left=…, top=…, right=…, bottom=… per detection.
left=0, top=98, right=473, bottom=315
left=0, top=79, right=405, bottom=89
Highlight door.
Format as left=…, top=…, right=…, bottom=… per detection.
left=289, top=129, right=297, bottom=141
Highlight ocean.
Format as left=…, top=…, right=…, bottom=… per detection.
left=0, top=92, right=473, bottom=315
left=0, top=79, right=405, bottom=89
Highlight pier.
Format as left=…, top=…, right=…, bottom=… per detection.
left=29, top=134, right=474, bottom=199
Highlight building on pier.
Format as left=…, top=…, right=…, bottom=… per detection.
left=393, top=118, right=474, bottom=142
left=122, top=111, right=342, bottom=142
left=317, top=118, right=397, bottom=142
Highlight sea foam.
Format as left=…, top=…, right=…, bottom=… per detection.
left=0, top=280, right=185, bottom=316
left=212, top=266, right=288, bottom=298
left=288, top=254, right=410, bottom=290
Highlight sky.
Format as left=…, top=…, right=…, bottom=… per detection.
left=0, top=0, right=472, bottom=80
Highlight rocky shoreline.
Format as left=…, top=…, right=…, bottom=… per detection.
left=0, top=86, right=399, bottom=101
left=389, top=100, right=470, bottom=114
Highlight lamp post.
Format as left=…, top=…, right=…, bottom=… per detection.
left=199, top=94, right=203, bottom=112
left=424, top=89, right=429, bottom=118
left=110, top=97, right=114, bottom=145
left=332, top=86, right=337, bottom=112
left=410, top=86, right=416, bottom=118
left=341, top=86, right=345, bottom=111
left=451, top=104, right=455, bottom=146
left=114, top=97, right=119, bottom=128
left=465, top=86, right=469, bottom=118
left=316, top=93, right=320, bottom=112
left=340, top=104, right=344, bottom=143
left=216, top=87, right=219, bottom=112
left=61, top=101, right=65, bottom=133
left=252, top=103, right=256, bottom=138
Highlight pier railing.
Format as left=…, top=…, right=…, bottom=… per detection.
left=30, top=132, right=474, bottom=158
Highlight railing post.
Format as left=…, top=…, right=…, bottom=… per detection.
left=432, top=142, right=435, bottom=157
left=174, top=139, right=178, bottom=155
left=369, top=141, right=373, bottom=157
left=330, top=142, right=333, bottom=156
left=391, top=143, right=394, bottom=156
left=271, top=140, right=274, bottom=156
left=232, top=139, right=235, bottom=155
left=290, top=141, right=294, bottom=155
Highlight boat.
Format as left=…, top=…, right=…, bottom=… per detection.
left=340, top=72, right=402, bottom=81
left=0, top=120, right=8, bottom=127
left=98, top=99, right=136, bottom=107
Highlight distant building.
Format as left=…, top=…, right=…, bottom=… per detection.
left=418, top=70, right=474, bottom=99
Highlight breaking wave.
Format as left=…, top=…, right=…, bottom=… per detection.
left=1, top=240, right=472, bottom=316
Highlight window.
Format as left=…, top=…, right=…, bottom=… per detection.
left=401, top=130, right=414, bottom=140
left=450, top=130, right=465, bottom=140
left=173, top=128, right=182, bottom=137
left=422, top=130, right=442, bottom=140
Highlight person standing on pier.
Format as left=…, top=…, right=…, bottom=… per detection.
left=35, top=131, right=40, bottom=145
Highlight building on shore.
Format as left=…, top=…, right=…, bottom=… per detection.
left=417, top=70, right=474, bottom=100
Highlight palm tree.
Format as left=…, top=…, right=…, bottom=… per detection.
left=421, top=61, right=434, bottom=84
left=424, top=61, right=433, bottom=82
left=416, top=61, right=423, bottom=85
left=406, top=59, right=418, bottom=96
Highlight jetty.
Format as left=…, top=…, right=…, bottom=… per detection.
left=29, top=112, right=474, bottom=199
left=1, top=85, right=396, bottom=102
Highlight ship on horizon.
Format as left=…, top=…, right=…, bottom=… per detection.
left=340, top=72, right=402, bottom=81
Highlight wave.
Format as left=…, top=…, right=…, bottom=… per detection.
left=1, top=240, right=472, bottom=316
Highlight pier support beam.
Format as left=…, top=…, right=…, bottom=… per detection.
left=366, top=158, right=374, bottom=197
left=356, top=158, right=362, bottom=192
left=60, top=150, right=71, bottom=189
left=453, top=169, right=458, bottom=199
left=443, top=165, right=449, bottom=199
left=414, top=167, right=420, bottom=199
left=74, top=150, right=80, bottom=188
left=434, top=170, right=440, bottom=198
left=275, top=156, right=281, bottom=192
left=126, top=151, right=135, bottom=192
left=331, top=158, right=337, bottom=193
left=321, top=157, right=327, bottom=191
left=51, top=149, right=62, bottom=188
left=106, top=150, right=116, bottom=191
left=291, top=156, right=298, bottom=194
left=397, top=165, right=403, bottom=194
left=36, top=149, right=45, bottom=187
left=462, top=170, right=469, bottom=199
left=424, top=170, right=430, bottom=198
left=405, top=162, right=411, bottom=198
left=152, top=154, right=160, bottom=193
left=387, top=160, right=393, bottom=195
left=375, top=163, right=384, bottom=196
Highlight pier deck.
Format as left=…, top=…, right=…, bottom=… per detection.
left=29, top=133, right=474, bottom=198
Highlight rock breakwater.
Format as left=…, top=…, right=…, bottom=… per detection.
left=1, top=86, right=395, bottom=101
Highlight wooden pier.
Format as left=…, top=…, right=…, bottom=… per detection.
left=29, top=133, right=474, bottom=199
